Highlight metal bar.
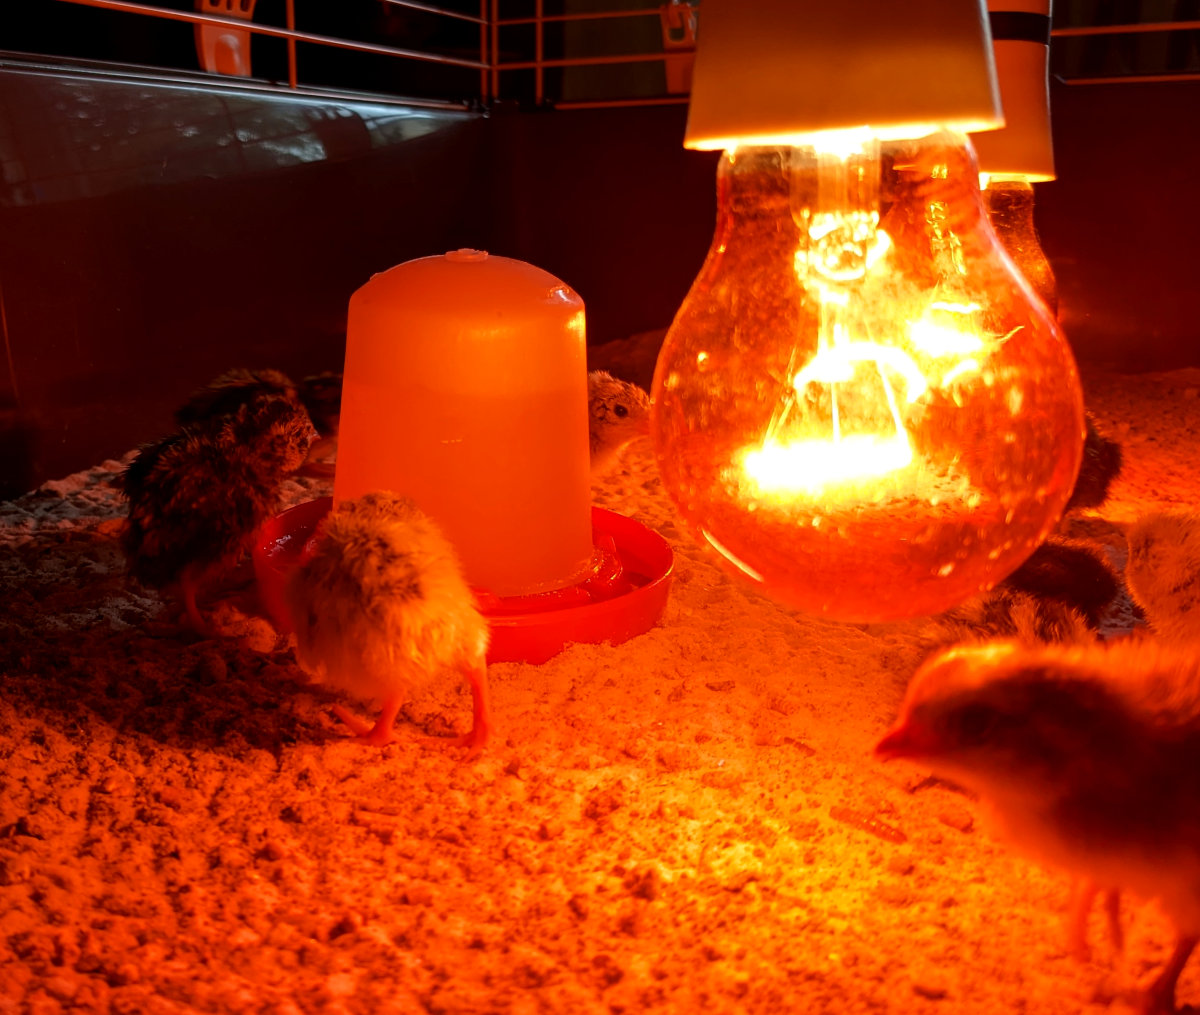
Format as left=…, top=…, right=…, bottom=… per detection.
left=554, top=96, right=690, bottom=109
left=0, top=281, right=17, bottom=405
left=0, top=53, right=476, bottom=110
left=496, top=51, right=691, bottom=71
left=379, top=0, right=487, bottom=25
left=490, top=0, right=499, bottom=100
left=1052, top=20, right=1200, bottom=37
left=535, top=0, right=544, bottom=106
left=1063, top=72, right=1200, bottom=84
left=51, top=0, right=488, bottom=70
left=285, top=0, right=297, bottom=90
left=478, top=0, right=488, bottom=104
left=498, top=8, right=667, bottom=26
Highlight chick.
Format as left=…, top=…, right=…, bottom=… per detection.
left=176, top=367, right=342, bottom=478
left=283, top=491, right=491, bottom=752
left=296, top=371, right=342, bottom=471
left=877, top=639, right=1200, bottom=1013
left=924, top=587, right=1095, bottom=652
left=122, top=397, right=317, bottom=635
left=1064, top=412, right=1123, bottom=515
left=1002, top=537, right=1122, bottom=631
left=921, top=537, right=1126, bottom=960
left=1126, top=508, right=1200, bottom=646
left=588, top=370, right=651, bottom=477
left=175, top=367, right=297, bottom=426
left=924, top=537, right=1120, bottom=652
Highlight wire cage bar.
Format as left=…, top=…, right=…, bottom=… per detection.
left=22, top=0, right=1200, bottom=109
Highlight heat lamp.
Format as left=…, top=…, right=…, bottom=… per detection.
left=971, top=0, right=1059, bottom=313
left=650, top=0, right=1086, bottom=623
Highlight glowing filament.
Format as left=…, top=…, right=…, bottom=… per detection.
left=909, top=302, right=985, bottom=357
left=743, top=433, right=913, bottom=494
left=794, top=344, right=927, bottom=404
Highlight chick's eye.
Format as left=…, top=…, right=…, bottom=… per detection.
left=952, top=702, right=997, bottom=742
left=614, top=404, right=629, bottom=418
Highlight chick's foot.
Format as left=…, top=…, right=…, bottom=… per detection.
left=331, top=693, right=404, bottom=747
left=418, top=665, right=491, bottom=760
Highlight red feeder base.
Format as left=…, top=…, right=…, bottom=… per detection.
left=253, top=498, right=673, bottom=665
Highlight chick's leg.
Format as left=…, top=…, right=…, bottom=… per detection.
left=1068, top=879, right=1100, bottom=962
left=179, top=568, right=214, bottom=637
left=1140, top=933, right=1197, bottom=1014
left=333, top=691, right=404, bottom=747
left=449, top=663, right=492, bottom=756
left=1068, top=880, right=1124, bottom=962
left=1104, top=889, right=1124, bottom=955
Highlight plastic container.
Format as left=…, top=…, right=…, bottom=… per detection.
left=335, top=250, right=593, bottom=598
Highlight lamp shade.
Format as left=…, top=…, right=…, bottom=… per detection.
left=684, top=0, right=1005, bottom=150
left=970, top=1, right=1056, bottom=181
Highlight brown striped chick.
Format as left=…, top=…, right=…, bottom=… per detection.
left=1126, top=509, right=1200, bottom=646
left=176, top=367, right=341, bottom=478
left=175, top=367, right=297, bottom=426
left=588, top=370, right=651, bottom=477
left=122, top=398, right=316, bottom=635
left=284, top=491, right=491, bottom=753
left=877, top=639, right=1200, bottom=1014
left=923, top=537, right=1121, bottom=654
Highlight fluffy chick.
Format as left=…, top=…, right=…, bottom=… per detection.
left=588, top=370, right=651, bottom=477
left=284, top=491, right=491, bottom=752
left=877, top=639, right=1200, bottom=1013
left=122, top=397, right=316, bottom=634
left=175, top=367, right=297, bottom=426
left=924, top=537, right=1120, bottom=652
left=176, top=367, right=342, bottom=477
left=1126, top=508, right=1200, bottom=646
left=924, top=587, right=1095, bottom=652
left=1002, top=537, right=1122, bottom=631
left=921, top=537, right=1125, bottom=960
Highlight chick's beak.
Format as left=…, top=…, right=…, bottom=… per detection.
left=874, top=721, right=927, bottom=761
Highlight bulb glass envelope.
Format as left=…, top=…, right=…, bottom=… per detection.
left=683, top=0, right=1004, bottom=150
left=651, top=134, right=1085, bottom=623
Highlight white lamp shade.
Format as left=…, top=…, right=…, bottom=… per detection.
left=683, top=0, right=1004, bottom=150
left=971, top=1, right=1056, bottom=181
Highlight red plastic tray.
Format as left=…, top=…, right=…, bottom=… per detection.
left=253, top=498, right=673, bottom=665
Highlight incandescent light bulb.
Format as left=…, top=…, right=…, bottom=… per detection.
left=650, top=131, right=1085, bottom=622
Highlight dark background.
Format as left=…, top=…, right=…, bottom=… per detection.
left=0, top=2, right=1197, bottom=496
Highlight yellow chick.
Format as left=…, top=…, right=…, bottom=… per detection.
left=877, top=639, right=1200, bottom=1014
left=284, top=491, right=491, bottom=752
